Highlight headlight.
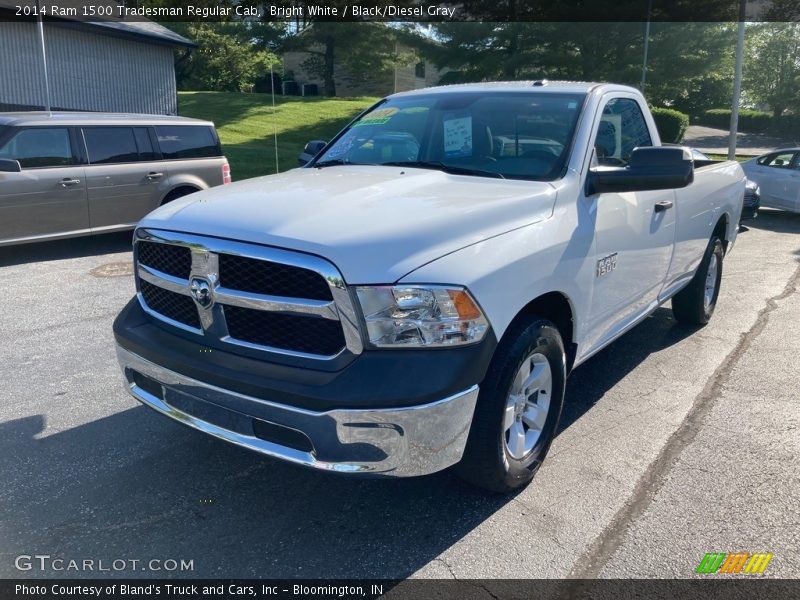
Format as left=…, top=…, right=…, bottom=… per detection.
left=355, top=285, right=489, bottom=347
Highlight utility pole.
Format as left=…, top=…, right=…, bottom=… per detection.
left=36, top=0, right=52, bottom=114
left=728, top=0, right=746, bottom=160
left=640, top=0, right=652, bottom=92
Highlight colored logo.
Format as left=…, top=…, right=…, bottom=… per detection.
left=696, top=552, right=773, bottom=575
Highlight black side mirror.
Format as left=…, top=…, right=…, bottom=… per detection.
left=586, top=146, right=693, bottom=195
left=0, top=158, right=21, bottom=173
left=298, top=140, right=327, bottom=167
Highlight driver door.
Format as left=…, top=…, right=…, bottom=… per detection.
left=584, top=97, right=677, bottom=351
left=0, top=127, right=88, bottom=243
left=755, top=151, right=798, bottom=210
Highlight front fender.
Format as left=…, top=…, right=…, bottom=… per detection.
left=399, top=213, right=593, bottom=346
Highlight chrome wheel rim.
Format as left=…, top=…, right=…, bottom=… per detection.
left=704, top=253, right=718, bottom=310
left=504, top=352, right=552, bottom=460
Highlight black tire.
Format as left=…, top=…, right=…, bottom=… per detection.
left=672, top=236, right=724, bottom=326
left=161, top=187, right=198, bottom=205
left=455, top=318, right=566, bottom=493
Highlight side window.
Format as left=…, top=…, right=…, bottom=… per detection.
left=0, top=127, right=76, bottom=168
left=154, top=126, right=221, bottom=160
left=83, top=127, right=139, bottom=164
left=594, top=98, right=652, bottom=167
left=133, top=127, right=159, bottom=161
left=760, top=152, right=795, bottom=168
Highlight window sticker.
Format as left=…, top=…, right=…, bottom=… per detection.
left=352, top=107, right=399, bottom=128
left=323, top=131, right=357, bottom=159
left=444, top=115, right=472, bottom=158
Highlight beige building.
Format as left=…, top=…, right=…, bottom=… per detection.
left=282, top=42, right=447, bottom=97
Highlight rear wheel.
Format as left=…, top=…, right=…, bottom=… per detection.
left=455, top=318, right=566, bottom=493
left=672, top=236, right=724, bottom=326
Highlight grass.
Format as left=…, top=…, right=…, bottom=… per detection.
left=707, top=154, right=753, bottom=163
left=178, top=91, right=378, bottom=180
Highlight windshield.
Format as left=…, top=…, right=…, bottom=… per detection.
left=313, top=91, right=586, bottom=181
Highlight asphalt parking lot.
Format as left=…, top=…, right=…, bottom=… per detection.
left=0, top=210, right=798, bottom=580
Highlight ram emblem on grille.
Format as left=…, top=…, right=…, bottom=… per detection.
left=190, top=277, right=213, bottom=308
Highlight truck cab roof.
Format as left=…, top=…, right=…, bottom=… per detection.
left=389, top=80, right=640, bottom=98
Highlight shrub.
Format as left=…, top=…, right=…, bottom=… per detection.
left=739, top=110, right=772, bottom=132
left=701, top=108, right=731, bottom=129
left=651, top=107, right=689, bottom=143
left=700, top=108, right=772, bottom=133
left=777, top=113, right=800, bottom=137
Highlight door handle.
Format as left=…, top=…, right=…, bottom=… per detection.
left=59, top=178, right=81, bottom=187
left=147, top=172, right=164, bottom=180
left=654, top=200, right=674, bottom=212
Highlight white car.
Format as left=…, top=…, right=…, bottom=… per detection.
left=742, top=148, right=800, bottom=213
left=114, top=82, right=744, bottom=492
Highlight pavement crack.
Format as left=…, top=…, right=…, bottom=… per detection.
left=567, top=262, right=800, bottom=579
left=434, top=557, right=458, bottom=579
left=471, top=582, right=502, bottom=600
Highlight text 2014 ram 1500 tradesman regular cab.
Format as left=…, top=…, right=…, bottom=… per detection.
left=114, top=82, right=744, bottom=492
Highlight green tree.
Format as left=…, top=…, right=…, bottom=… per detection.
left=418, top=22, right=555, bottom=81
left=170, top=22, right=280, bottom=92
left=643, top=23, right=733, bottom=116
left=418, top=22, right=733, bottom=115
left=282, top=22, right=402, bottom=97
left=743, top=23, right=800, bottom=118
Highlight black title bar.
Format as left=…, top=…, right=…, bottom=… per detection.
left=1, top=0, right=799, bottom=23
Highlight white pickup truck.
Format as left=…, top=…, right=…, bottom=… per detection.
left=114, top=82, right=744, bottom=492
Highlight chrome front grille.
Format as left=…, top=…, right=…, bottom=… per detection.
left=223, top=305, right=346, bottom=355
left=133, top=229, right=363, bottom=360
left=139, top=279, right=202, bottom=329
left=138, top=241, right=192, bottom=279
left=218, top=253, right=333, bottom=301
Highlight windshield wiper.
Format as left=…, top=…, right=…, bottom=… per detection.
left=314, top=159, right=348, bottom=168
left=383, top=161, right=505, bottom=179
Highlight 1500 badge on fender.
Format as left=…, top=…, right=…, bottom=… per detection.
left=597, top=252, right=618, bottom=276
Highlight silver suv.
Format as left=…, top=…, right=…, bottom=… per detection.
left=0, top=112, right=230, bottom=246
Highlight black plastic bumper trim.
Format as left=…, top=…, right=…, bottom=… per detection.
left=113, top=297, right=496, bottom=412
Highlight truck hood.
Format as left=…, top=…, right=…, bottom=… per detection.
left=140, top=165, right=556, bottom=283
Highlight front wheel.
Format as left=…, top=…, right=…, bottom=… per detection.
left=672, top=236, right=724, bottom=326
left=455, top=318, right=566, bottom=493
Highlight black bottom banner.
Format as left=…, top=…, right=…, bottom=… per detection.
left=3, top=579, right=800, bottom=600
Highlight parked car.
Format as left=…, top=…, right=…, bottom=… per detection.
left=688, top=148, right=760, bottom=221
left=741, top=148, right=800, bottom=214
left=0, top=112, right=230, bottom=246
left=114, top=82, right=744, bottom=493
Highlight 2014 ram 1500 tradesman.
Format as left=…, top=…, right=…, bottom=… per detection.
left=114, top=82, right=744, bottom=492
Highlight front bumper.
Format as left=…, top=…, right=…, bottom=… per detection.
left=741, top=191, right=760, bottom=221
left=117, top=346, right=479, bottom=477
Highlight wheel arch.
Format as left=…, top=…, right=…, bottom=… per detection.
left=713, top=213, right=731, bottom=253
left=506, top=291, right=577, bottom=373
left=161, top=185, right=201, bottom=205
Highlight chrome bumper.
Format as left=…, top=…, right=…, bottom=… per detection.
left=116, top=346, right=479, bottom=477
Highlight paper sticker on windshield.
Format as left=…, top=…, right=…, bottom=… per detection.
left=352, top=107, right=399, bottom=127
left=322, top=132, right=356, bottom=159
left=444, top=116, right=472, bottom=157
